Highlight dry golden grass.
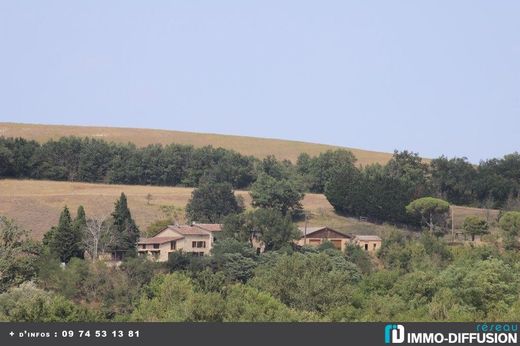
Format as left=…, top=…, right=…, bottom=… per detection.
left=0, top=179, right=338, bottom=239
left=451, top=205, right=500, bottom=228
left=1, top=179, right=498, bottom=240
left=0, top=122, right=393, bottom=165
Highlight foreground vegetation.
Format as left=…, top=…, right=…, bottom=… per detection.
left=2, top=208, right=520, bottom=322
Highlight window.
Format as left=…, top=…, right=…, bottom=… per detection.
left=153, top=244, right=160, bottom=249
left=171, top=241, right=176, bottom=250
left=190, top=251, right=204, bottom=257
left=373, top=243, right=377, bottom=250
left=364, top=244, right=368, bottom=251
left=141, top=244, right=146, bottom=249
left=192, top=241, right=206, bottom=248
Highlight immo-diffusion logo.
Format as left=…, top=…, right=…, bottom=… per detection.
left=385, top=324, right=405, bottom=344
left=384, top=323, right=518, bottom=344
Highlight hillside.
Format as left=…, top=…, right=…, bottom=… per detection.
left=0, top=179, right=369, bottom=239
left=0, top=122, right=394, bottom=165
left=0, top=179, right=498, bottom=240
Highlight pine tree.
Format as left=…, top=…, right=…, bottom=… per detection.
left=72, top=205, right=87, bottom=258
left=110, top=193, right=139, bottom=258
left=49, top=206, right=80, bottom=263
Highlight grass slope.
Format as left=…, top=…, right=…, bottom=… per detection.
left=0, top=179, right=498, bottom=241
left=0, top=122, right=394, bottom=165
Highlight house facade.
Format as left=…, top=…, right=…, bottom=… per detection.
left=296, top=226, right=353, bottom=251
left=138, top=223, right=222, bottom=261
left=296, top=226, right=382, bottom=253
left=352, top=235, right=382, bottom=252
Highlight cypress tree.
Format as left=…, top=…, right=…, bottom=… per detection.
left=111, top=193, right=139, bottom=258
left=72, top=205, right=87, bottom=258
left=50, top=206, right=77, bottom=263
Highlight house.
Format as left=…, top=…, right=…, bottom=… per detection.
left=296, top=226, right=353, bottom=251
left=353, top=235, right=382, bottom=252
left=296, top=226, right=382, bottom=253
left=138, top=223, right=222, bottom=261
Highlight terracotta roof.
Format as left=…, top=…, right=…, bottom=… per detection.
left=354, top=235, right=382, bottom=241
left=193, top=223, right=223, bottom=232
left=298, top=226, right=327, bottom=234
left=169, top=225, right=211, bottom=236
left=138, top=236, right=183, bottom=245
left=298, top=226, right=352, bottom=239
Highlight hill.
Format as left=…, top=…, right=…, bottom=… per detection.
left=0, top=122, right=394, bottom=165
left=0, top=179, right=498, bottom=240
left=0, top=179, right=369, bottom=239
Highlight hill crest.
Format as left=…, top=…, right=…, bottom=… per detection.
left=0, top=122, right=393, bottom=165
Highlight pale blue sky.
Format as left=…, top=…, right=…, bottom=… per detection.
left=0, top=1, right=518, bottom=162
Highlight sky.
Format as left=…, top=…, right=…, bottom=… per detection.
left=0, top=1, right=518, bottom=162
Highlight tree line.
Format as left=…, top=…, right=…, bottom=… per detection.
left=1, top=136, right=520, bottom=216
left=0, top=136, right=257, bottom=189
left=322, top=151, right=520, bottom=225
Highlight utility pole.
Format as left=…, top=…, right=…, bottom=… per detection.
left=451, top=206, right=455, bottom=242
left=303, top=211, right=309, bottom=245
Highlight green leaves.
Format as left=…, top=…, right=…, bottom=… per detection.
left=250, top=173, right=304, bottom=216
left=499, top=211, right=520, bottom=249
left=221, top=208, right=299, bottom=251
left=185, top=181, right=243, bottom=223
left=462, top=216, right=489, bottom=237
left=110, top=193, right=140, bottom=256
left=406, top=197, right=450, bottom=232
left=0, top=217, right=40, bottom=293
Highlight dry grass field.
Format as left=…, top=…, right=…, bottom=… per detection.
left=0, top=179, right=343, bottom=239
left=0, top=122, right=394, bottom=165
left=0, top=179, right=498, bottom=241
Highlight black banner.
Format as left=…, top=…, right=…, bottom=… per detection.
left=0, top=323, right=518, bottom=346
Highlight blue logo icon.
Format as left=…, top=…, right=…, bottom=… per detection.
left=385, top=324, right=405, bottom=344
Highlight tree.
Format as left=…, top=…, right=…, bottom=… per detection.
left=385, top=150, right=430, bottom=199
left=297, top=149, right=357, bottom=193
left=249, top=209, right=299, bottom=251
left=185, top=181, right=243, bottom=223
left=83, top=215, right=115, bottom=261
left=131, top=273, right=224, bottom=322
left=0, top=282, right=99, bottom=322
left=0, top=217, right=40, bottom=293
left=220, top=253, right=257, bottom=283
left=46, top=206, right=83, bottom=263
left=251, top=252, right=357, bottom=313
left=223, top=284, right=316, bottom=321
left=431, top=156, right=477, bottom=205
left=344, top=243, right=373, bottom=274
left=110, top=193, right=139, bottom=258
left=72, top=205, right=87, bottom=258
left=250, top=174, right=304, bottom=216
left=222, top=209, right=300, bottom=251
left=324, top=164, right=362, bottom=215
left=499, top=211, right=520, bottom=250
left=0, top=144, right=14, bottom=177
left=406, top=197, right=450, bottom=232
left=462, top=216, right=489, bottom=241
left=325, top=163, right=417, bottom=224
